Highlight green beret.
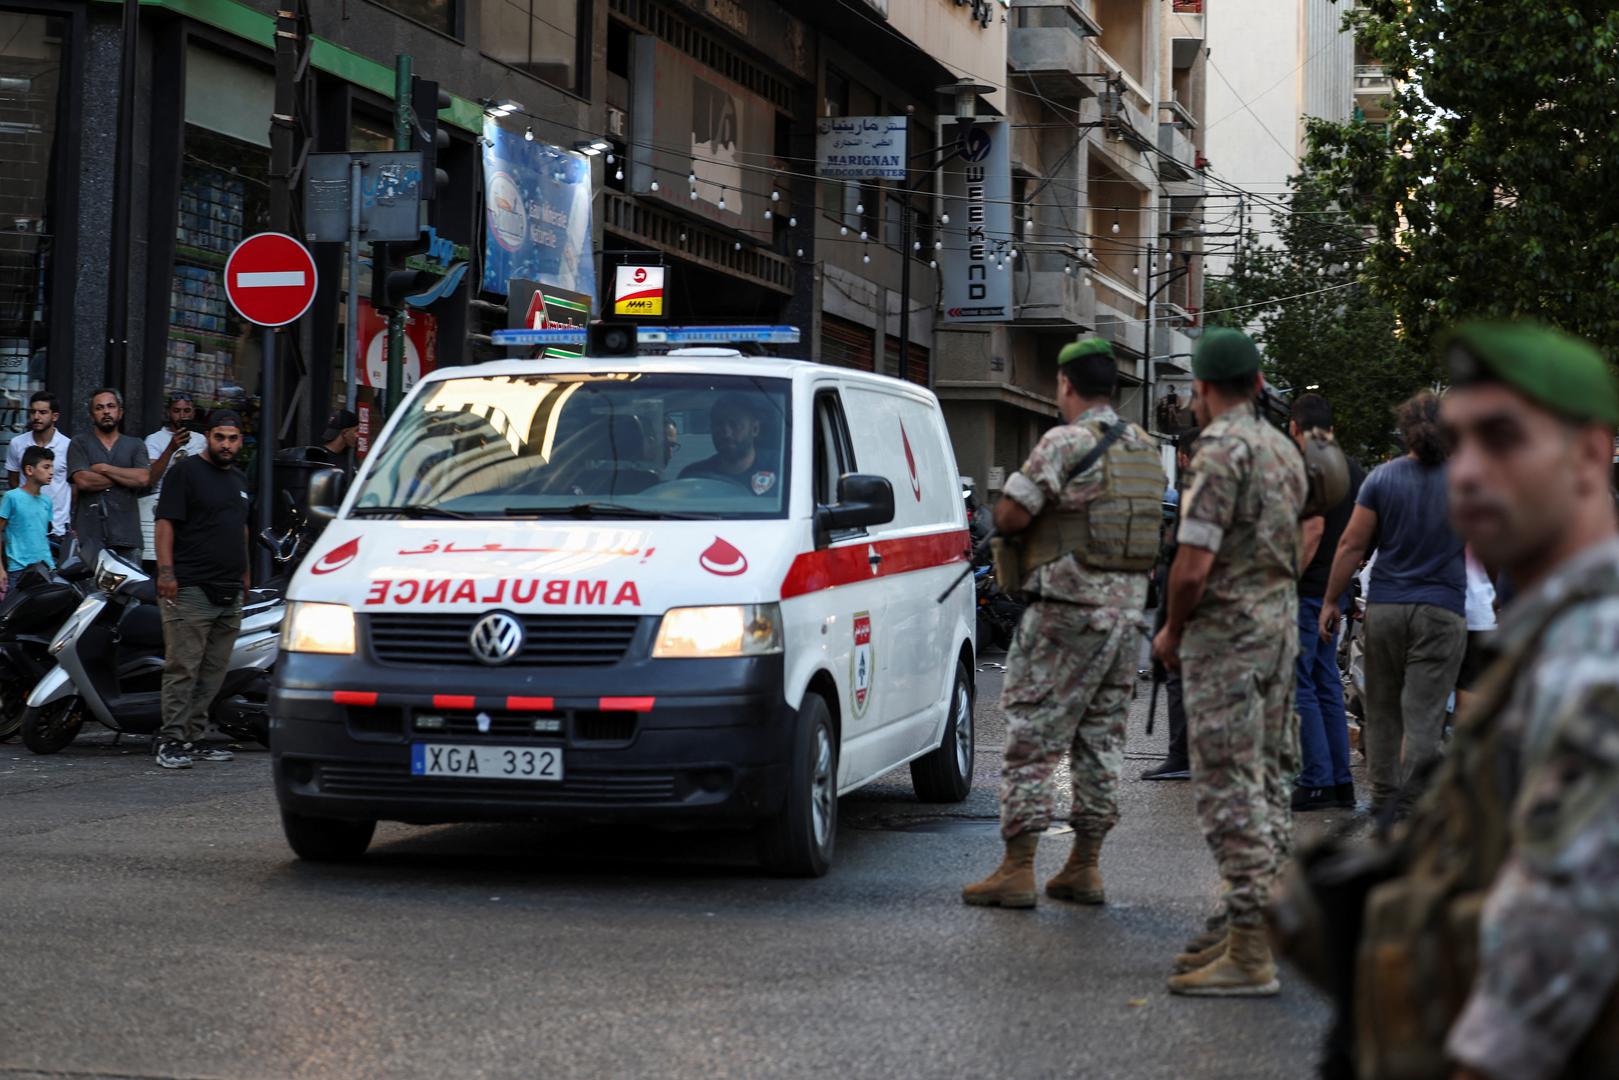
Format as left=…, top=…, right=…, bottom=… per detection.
left=1192, top=328, right=1261, bottom=381
left=1445, top=321, right=1619, bottom=427
left=1059, top=337, right=1113, bottom=365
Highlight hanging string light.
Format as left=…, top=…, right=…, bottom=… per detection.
left=524, top=126, right=534, bottom=142
left=718, top=188, right=727, bottom=210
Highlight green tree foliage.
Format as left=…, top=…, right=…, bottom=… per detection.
left=1307, top=0, right=1619, bottom=354
left=1206, top=172, right=1427, bottom=460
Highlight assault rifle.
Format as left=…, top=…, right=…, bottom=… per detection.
left=937, top=530, right=996, bottom=604
left=1143, top=503, right=1178, bottom=736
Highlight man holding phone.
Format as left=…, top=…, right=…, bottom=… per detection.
left=143, top=393, right=209, bottom=564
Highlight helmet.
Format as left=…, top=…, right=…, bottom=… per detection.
left=1299, top=429, right=1350, bottom=517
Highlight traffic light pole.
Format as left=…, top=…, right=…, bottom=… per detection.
left=346, top=158, right=363, bottom=415
left=386, top=54, right=413, bottom=416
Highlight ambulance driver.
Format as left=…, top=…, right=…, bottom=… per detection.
left=680, top=393, right=780, bottom=496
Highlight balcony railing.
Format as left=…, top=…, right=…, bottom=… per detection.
left=1355, top=64, right=1392, bottom=92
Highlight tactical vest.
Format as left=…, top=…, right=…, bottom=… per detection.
left=1018, top=420, right=1164, bottom=576
left=1354, top=572, right=1619, bottom=1080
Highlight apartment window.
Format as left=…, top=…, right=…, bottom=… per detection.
left=484, top=0, right=583, bottom=92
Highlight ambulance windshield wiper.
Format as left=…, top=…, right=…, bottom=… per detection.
left=348, top=505, right=475, bottom=519
left=503, top=502, right=715, bottom=521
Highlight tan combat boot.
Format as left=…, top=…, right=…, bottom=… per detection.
left=1166, top=925, right=1280, bottom=997
left=1182, top=912, right=1227, bottom=953
left=1173, top=931, right=1228, bottom=973
left=1044, top=833, right=1105, bottom=904
left=962, top=832, right=1039, bottom=908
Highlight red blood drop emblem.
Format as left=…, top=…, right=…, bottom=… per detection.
left=900, top=420, right=921, bottom=501
left=699, top=537, right=749, bottom=576
left=310, top=536, right=360, bottom=575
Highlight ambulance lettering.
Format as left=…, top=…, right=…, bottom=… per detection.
left=850, top=612, right=874, bottom=718
left=363, top=578, right=642, bottom=607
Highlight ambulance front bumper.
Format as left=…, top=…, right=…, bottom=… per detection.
left=270, top=651, right=795, bottom=825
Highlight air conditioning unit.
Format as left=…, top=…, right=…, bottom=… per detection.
left=606, top=106, right=627, bottom=139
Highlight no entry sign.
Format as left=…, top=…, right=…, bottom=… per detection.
left=224, top=232, right=318, bottom=327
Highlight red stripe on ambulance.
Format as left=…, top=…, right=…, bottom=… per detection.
left=778, top=529, right=970, bottom=599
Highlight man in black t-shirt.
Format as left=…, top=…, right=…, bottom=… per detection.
left=679, top=393, right=780, bottom=496
left=152, top=410, right=253, bottom=770
left=1289, top=394, right=1366, bottom=811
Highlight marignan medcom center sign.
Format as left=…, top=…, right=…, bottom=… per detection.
left=614, top=265, right=666, bottom=317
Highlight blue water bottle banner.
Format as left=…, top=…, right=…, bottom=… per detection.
left=480, top=123, right=596, bottom=300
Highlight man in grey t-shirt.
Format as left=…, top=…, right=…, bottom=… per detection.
left=1321, top=390, right=1467, bottom=815
left=67, top=388, right=151, bottom=568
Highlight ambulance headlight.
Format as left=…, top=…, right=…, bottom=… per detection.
left=282, top=602, right=356, bottom=655
left=652, top=604, right=783, bottom=658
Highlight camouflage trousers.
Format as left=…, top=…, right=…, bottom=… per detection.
left=999, top=602, right=1139, bottom=841
left=1181, top=623, right=1300, bottom=928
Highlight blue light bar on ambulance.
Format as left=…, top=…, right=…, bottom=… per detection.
left=490, top=325, right=802, bottom=347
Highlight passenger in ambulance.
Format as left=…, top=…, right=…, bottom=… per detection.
left=679, top=393, right=780, bottom=495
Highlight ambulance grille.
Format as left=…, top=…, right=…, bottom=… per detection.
left=366, top=613, right=642, bottom=667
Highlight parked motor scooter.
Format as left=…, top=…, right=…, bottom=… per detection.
left=973, top=564, right=1026, bottom=650
left=18, top=550, right=285, bottom=755
left=0, top=555, right=95, bottom=741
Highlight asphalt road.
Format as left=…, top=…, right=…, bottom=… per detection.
left=0, top=656, right=1357, bottom=1080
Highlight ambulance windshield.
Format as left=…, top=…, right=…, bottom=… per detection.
left=349, top=373, right=792, bottom=519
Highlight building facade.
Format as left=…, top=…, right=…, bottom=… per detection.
left=1, top=0, right=1203, bottom=498
left=939, top=0, right=1207, bottom=499
left=1199, top=0, right=1356, bottom=273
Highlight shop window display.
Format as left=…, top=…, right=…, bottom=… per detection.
left=165, top=125, right=270, bottom=472
left=0, top=13, right=64, bottom=434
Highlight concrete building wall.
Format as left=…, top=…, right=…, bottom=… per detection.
left=1202, top=0, right=1355, bottom=273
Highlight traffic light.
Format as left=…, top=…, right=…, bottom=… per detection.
left=370, top=238, right=435, bottom=316
left=410, top=75, right=451, bottom=202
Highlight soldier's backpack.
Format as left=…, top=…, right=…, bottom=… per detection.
left=992, top=420, right=1164, bottom=592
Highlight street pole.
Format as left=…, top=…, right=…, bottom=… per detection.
left=1144, top=241, right=1155, bottom=431
left=257, top=327, right=277, bottom=584
left=103, top=0, right=140, bottom=389
left=385, top=55, right=412, bottom=417
left=898, top=201, right=911, bottom=378
left=346, top=158, right=363, bottom=413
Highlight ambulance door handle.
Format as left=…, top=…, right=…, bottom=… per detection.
left=868, top=552, right=882, bottom=567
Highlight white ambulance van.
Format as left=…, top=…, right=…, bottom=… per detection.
left=272, top=328, right=977, bottom=876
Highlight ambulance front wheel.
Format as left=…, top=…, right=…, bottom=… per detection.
left=282, top=810, right=375, bottom=863
left=757, top=692, right=836, bottom=878
left=910, top=661, right=974, bottom=803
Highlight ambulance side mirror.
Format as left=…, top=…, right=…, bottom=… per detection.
left=816, top=473, right=894, bottom=545
left=307, top=468, right=347, bottom=524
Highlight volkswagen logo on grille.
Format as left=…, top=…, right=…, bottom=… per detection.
left=468, top=612, right=524, bottom=666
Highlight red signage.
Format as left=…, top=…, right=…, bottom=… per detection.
left=224, top=232, right=318, bottom=327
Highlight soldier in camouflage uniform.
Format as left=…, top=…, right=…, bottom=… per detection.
left=1151, top=328, right=1305, bottom=996
left=963, top=337, right=1164, bottom=909
left=1353, top=323, right=1619, bottom=1080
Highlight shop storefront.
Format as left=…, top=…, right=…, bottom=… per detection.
left=0, top=7, right=74, bottom=430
